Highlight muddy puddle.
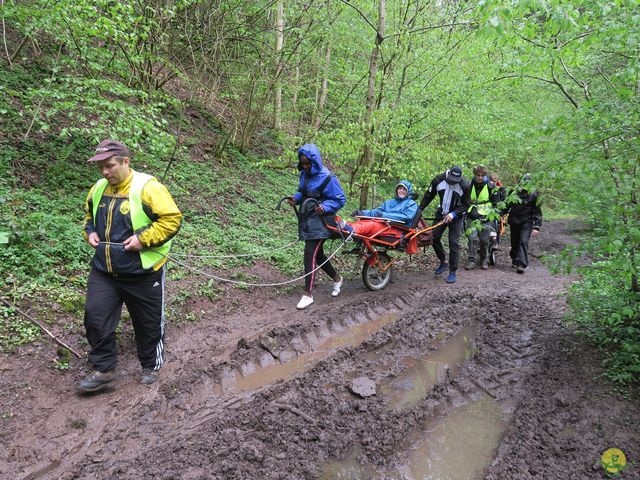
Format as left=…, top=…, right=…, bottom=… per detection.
left=232, top=313, right=399, bottom=392
left=320, top=396, right=507, bottom=480
left=381, top=324, right=476, bottom=411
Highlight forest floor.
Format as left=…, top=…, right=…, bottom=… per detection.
left=1, top=219, right=639, bottom=480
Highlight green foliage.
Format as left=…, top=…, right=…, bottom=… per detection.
left=51, top=347, right=72, bottom=371
left=567, top=262, right=640, bottom=384
left=0, top=305, right=40, bottom=351
left=1, top=0, right=637, bottom=385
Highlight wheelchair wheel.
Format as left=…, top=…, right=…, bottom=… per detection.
left=362, top=252, right=392, bottom=291
left=489, top=240, right=497, bottom=266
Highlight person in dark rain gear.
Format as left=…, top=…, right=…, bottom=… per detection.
left=506, top=174, right=542, bottom=273
left=417, top=166, right=470, bottom=284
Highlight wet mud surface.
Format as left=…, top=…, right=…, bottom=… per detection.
left=1, top=220, right=639, bottom=479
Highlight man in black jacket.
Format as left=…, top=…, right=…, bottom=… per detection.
left=506, top=174, right=542, bottom=273
left=418, top=166, right=470, bottom=284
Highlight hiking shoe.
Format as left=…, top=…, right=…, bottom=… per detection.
left=446, top=272, right=457, bottom=284
left=434, top=263, right=449, bottom=275
left=516, top=265, right=525, bottom=274
left=331, top=278, right=343, bottom=297
left=465, top=261, right=476, bottom=270
left=296, top=295, right=314, bottom=310
left=77, top=370, right=115, bottom=393
left=140, top=368, right=159, bottom=385
left=481, top=260, right=489, bottom=270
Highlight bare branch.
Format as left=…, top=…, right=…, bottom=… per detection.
left=493, top=73, right=557, bottom=85
left=0, top=298, right=83, bottom=358
left=511, top=25, right=547, bottom=49
left=383, top=21, right=473, bottom=39
left=550, top=59, right=580, bottom=108
left=335, top=0, right=377, bottom=33
left=556, top=29, right=593, bottom=49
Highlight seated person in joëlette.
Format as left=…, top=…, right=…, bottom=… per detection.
left=338, top=180, right=419, bottom=250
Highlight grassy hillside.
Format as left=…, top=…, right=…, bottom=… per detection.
left=0, top=59, right=369, bottom=350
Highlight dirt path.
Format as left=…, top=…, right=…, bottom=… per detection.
left=1, top=220, right=639, bottom=479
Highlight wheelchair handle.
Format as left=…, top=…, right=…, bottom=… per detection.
left=276, top=196, right=299, bottom=216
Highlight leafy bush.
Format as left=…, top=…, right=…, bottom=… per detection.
left=567, top=262, right=640, bottom=384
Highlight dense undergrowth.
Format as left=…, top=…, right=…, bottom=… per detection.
left=0, top=59, right=364, bottom=353
left=1, top=0, right=638, bottom=385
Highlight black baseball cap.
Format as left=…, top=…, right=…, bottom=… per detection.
left=446, top=166, right=463, bottom=183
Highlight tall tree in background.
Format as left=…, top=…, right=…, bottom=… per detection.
left=273, top=0, right=284, bottom=130
left=360, top=0, right=386, bottom=208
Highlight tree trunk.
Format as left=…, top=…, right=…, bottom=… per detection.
left=273, top=0, right=284, bottom=130
left=359, top=0, right=386, bottom=208
left=312, top=42, right=331, bottom=132
left=292, top=65, right=300, bottom=135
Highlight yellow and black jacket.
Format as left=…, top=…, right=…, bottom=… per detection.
left=84, top=170, right=182, bottom=275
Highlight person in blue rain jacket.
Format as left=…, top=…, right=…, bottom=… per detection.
left=286, top=144, right=347, bottom=310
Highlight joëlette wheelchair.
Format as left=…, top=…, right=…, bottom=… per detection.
left=278, top=197, right=442, bottom=291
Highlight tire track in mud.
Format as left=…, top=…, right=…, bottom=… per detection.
left=70, top=285, right=564, bottom=479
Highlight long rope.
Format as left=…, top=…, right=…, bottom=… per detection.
left=169, top=239, right=300, bottom=259
left=167, top=238, right=350, bottom=287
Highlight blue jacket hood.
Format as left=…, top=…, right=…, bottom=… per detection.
left=361, top=180, right=418, bottom=226
left=297, top=144, right=323, bottom=175
left=396, top=180, right=413, bottom=198
left=290, top=143, right=346, bottom=217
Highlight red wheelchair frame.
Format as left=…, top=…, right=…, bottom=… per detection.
left=328, top=216, right=443, bottom=291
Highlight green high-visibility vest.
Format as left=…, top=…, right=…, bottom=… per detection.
left=468, top=183, right=492, bottom=217
left=92, top=172, right=171, bottom=270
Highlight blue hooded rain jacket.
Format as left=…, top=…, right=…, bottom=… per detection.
left=292, top=144, right=347, bottom=240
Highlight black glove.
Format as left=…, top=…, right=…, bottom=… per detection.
left=352, top=210, right=364, bottom=216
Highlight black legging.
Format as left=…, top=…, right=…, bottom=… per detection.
left=304, top=239, right=338, bottom=293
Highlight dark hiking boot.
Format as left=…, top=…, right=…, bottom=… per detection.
left=481, top=260, right=489, bottom=270
left=434, top=263, right=449, bottom=275
left=465, top=261, right=476, bottom=270
left=446, top=271, right=457, bottom=284
left=77, top=370, right=115, bottom=393
left=516, top=265, right=525, bottom=274
left=140, top=368, right=159, bottom=385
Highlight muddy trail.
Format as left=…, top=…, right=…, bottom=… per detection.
left=1, top=220, right=639, bottom=480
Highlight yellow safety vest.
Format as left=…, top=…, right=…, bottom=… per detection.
left=468, top=183, right=492, bottom=217
left=92, top=172, right=172, bottom=270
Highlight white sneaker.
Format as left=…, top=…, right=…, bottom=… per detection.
left=331, top=278, right=343, bottom=297
left=296, top=295, right=314, bottom=310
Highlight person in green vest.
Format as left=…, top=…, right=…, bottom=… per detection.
left=78, top=140, right=182, bottom=393
left=465, top=164, right=500, bottom=270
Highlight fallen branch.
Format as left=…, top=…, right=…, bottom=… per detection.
left=273, top=402, right=316, bottom=424
left=0, top=297, right=83, bottom=358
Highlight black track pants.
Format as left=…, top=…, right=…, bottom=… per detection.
left=304, top=239, right=338, bottom=293
left=84, top=267, right=165, bottom=372
left=431, top=216, right=463, bottom=272
left=509, top=222, right=533, bottom=268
